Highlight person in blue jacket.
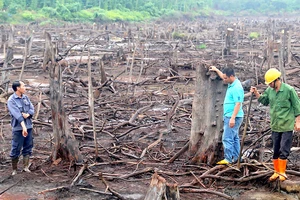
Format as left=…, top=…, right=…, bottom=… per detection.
left=7, top=80, right=34, bottom=175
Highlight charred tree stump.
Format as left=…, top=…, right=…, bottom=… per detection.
left=189, top=64, right=226, bottom=164
left=45, top=32, right=82, bottom=162
left=144, top=172, right=180, bottom=200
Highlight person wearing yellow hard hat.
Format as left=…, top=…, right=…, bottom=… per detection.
left=251, top=68, right=300, bottom=182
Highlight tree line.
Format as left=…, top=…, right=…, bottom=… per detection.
left=0, top=0, right=299, bottom=23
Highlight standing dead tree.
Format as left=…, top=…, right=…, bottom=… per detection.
left=1, top=26, right=14, bottom=92
left=44, top=32, right=82, bottom=162
left=19, top=36, right=33, bottom=80
left=189, top=64, right=226, bottom=164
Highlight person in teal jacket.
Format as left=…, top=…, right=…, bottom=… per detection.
left=251, top=68, right=300, bottom=181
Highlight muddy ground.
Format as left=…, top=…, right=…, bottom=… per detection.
left=1, top=16, right=300, bottom=200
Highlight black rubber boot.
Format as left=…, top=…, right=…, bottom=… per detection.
left=11, top=157, right=19, bottom=175
left=23, top=155, right=31, bottom=172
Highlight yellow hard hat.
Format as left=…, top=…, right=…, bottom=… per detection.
left=265, top=68, right=281, bottom=84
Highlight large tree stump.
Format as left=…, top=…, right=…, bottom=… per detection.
left=144, top=172, right=180, bottom=200
left=189, top=64, right=226, bottom=164
left=45, top=32, right=82, bottom=162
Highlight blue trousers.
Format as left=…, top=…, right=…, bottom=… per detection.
left=222, top=117, right=243, bottom=163
left=10, top=129, right=33, bottom=159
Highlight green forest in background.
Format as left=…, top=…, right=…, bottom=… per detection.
left=0, top=0, right=299, bottom=24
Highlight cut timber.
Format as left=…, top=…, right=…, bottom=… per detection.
left=45, top=32, right=82, bottom=163
left=189, top=64, right=226, bottom=164
left=144, top=172, right=180, bottom=200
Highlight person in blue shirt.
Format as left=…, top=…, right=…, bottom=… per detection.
left=209, top=66, right=244, bottom=164
left=7, top=80, right=34, bottom=175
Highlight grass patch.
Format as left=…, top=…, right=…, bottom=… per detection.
left=196, top=44, right=207, bottom=49
left=249, top=32, right=260, bottom=39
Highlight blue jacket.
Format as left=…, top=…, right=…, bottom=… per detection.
left=7, top=93, right=34, bottom=131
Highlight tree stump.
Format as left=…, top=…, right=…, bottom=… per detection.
left=189, top=64, right=226, bottom=164
left=144, top=172, right=180, bottom=200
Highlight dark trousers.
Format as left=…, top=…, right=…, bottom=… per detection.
left=272, top=131, right=293, bottom=160
left=10, top=129, right=33, bottom=159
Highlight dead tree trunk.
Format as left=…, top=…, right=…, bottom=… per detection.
left=189, top=64, right=226, bottom=165
left=1, top=27, right=14, bottom=92
left=2, top=46, right=13, bottom=92
left=45, top=32, right=82, bottom=162
left=88, top=50, right=98, bottom=158
left=279, top=29, right=287, bottom=83
left=26, top=36, right=33, bottom=57
left=223, top=28, right=233, bottom=56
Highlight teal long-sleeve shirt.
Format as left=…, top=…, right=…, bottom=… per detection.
left=258, top=83, right=300, bottom=132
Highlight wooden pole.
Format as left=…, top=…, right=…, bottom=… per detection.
left=88, top=50, right=98, bottom=158
left=237, top=93, right=253, bottom=169
left=287, top=29, right=292, bottom=64
left=19, top=39, right=28, bottom=80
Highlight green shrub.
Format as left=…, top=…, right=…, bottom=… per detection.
left=94, top=12, right=109, bottom=22
left=56, top=4, right=72, bottom=21
left=41, top=7, right=58, bottom=18
left=106, top=9, right=124, bottom=21
left=249, top=32, right=260, bottom=39
left=196, top=44, right=207, bottom=49
left=21, top=11, right=34, bottom=21
left=161, top=10, right=182, bottom=20
left=140, top=2, right=160, bottom=17
left=39, top=20, right=58, bottom=26
left=75, top=9, right=94, bottom=21
left=0, top=11, right=8, bottom=22
left=8, top=4, right=23, bottom=14
left=172, top=31, right=185, bottom=40
left=65, top=3, right=82, bottom=13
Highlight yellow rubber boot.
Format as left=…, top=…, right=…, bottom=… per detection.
left=269, top=159, right=279, bottom=181
left=278, top=159, right=287, bottom=181
left=216, top=159, right=230, bottom=165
